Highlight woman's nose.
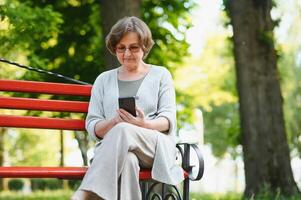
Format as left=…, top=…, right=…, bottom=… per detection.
left=124, top=49, right=132, bottom=56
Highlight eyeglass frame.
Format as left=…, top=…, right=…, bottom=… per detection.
left=115, top=44, right=143, bottom=54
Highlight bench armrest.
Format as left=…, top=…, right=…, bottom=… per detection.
left=176, top=143, right=204, bottom=181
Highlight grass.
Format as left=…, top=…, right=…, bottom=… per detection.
left=191, top=192, right=301, bottom=200
left=0, top=191, right=300, bottom=200
left=191, top=192, right=242, bottom=200
left=0, top=190, right=73, bottom=200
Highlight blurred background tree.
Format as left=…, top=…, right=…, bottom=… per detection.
left=224, top=0, right=299, bottom=197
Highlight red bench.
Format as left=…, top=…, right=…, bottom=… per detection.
left=0, top=79, right=204, bottom=199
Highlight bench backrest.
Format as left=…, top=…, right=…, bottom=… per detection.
left=0, top=79, right=92, bottom=130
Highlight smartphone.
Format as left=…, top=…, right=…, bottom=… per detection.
left=118, top=97, right=136, bottom=117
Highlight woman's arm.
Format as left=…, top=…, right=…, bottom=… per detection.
left=142, top=117, right=169, bottom=132
left=117, top=107, right=170, bottom=133
left=95, top=112, right=169, bottom=138
left=86, top=74, right=117, bottom=141
left=154, top=68, right=177, bottom=134
left=94, top=114, right=123, bottom=139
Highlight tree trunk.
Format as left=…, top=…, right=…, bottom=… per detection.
left=59, top=130, right=69, bottom=190
left=74, top=131, right=89, bottom=166
left=60, top=130, right=64, bottom=167
left=227, top=0, right=300, bottom=197
left=100, top=0, right=142, bottom=69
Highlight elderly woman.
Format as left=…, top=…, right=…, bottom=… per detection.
left=71, top=16, right=183, bottom=200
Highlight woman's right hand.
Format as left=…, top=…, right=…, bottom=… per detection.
left=94, top=113, right=124, bottom=139
left=112, top=111, right=124, bottom=125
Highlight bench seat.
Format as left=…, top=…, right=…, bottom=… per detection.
left=0, top=166, right=189, bottom=180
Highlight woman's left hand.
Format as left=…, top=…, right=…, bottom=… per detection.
left=117, top=107, right=146, bottom=127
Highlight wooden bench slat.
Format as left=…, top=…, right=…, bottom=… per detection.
left=0, top=80, right=92, bottom=96
left=0, top=167, right=154, bottom=180
left=0, top=167, right=87, bottom=179
left=0, top=115, right=85, bottom=130
left=0, top=97, right=89, bottom=112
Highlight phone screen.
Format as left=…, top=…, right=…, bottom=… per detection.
left=118, top=97, right=136, bottom=117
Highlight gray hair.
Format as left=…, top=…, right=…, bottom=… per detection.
left=105, top=16, right=154, bottom=59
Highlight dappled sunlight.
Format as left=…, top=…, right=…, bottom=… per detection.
left=174, top=35, right=237, bottom=112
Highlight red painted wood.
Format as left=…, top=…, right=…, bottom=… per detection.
left=0, top=97, right=89, bottom=112
left=0, top=167, right=188, bottom=180
left=0, top=79, right=92, bottom=96
left=0, top=115, right=85, bottom=131
left=0, top=167, right=88, bottom=179
left=0, top=167, right=153, bottom=180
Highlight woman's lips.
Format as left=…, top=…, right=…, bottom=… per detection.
left=124, top=58, right=135, bottom=62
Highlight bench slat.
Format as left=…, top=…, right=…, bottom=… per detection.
left=0, top=80, right=92, bottom=96
left=0, top=167, right=153, bottom=180
left=0, top=167, right=87, bottom=179
left=0, top=115, right=85, bottom=130
left=0, top=97, right=89, bottom=112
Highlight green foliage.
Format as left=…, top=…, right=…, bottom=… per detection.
left=19, top=0, right=104, bottom=84
left=278, top=47, right=301, bottom=156
left=67, top=180, right=81, bottom=190
left=258, top=30, right=275, bottom=48
left=191, top=192, right=241, bottom=200
left=1, top=0, right=196, bottom=82
left=174, top=32, right=240, bottom=157
left=191, top=192, right=301, bottom=200
left=142, top=0, right=198, bottom=132
left=274, top=0, right=301, bottom=157
left=5, top=129, right=60, bottom=166
left=31, top=179, right=62, bottom=191
left=176, top=91, right=197, bottom=130
left=1, top=0, right=102, bottom=166
left=204, top=103, right=240, bottom=157
left=142, top=0, right=196, bottom=72
left=8, top=179, right=24, bottom=191
left=0, top=1, right=63, bottom=57
left=252, top=185, right=301, bottom=200
left=0, top=190, right=73, bottom=200
left=222, top=0, right=231, bottom=20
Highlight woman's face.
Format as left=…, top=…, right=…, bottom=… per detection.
left=115, top=32, right=144, bottom=70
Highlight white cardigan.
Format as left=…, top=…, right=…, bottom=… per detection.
left=86, top=65, right=184, bottom=185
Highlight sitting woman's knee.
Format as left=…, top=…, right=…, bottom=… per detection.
left=124, top=152, right=139, bottom=168
left=103, top=122, right=134, bottom=140
left=111, top=122, right=135, bottom=134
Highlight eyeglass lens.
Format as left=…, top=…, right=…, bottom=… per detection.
left=116, top=44, right=141, bottom=53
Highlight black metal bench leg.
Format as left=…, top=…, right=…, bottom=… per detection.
left=183, top=144, right=190, bottom=200
left=141, top=181, right=148, bottom=200
left=183, top=178, right=190, bottom=200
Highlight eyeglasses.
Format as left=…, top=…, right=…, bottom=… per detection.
left=115, top=44, right=141, bottom=53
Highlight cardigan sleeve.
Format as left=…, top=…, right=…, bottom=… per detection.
left=156, top=68, right=177, bottom=135
left=85, top=74, right=106, bottom=141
